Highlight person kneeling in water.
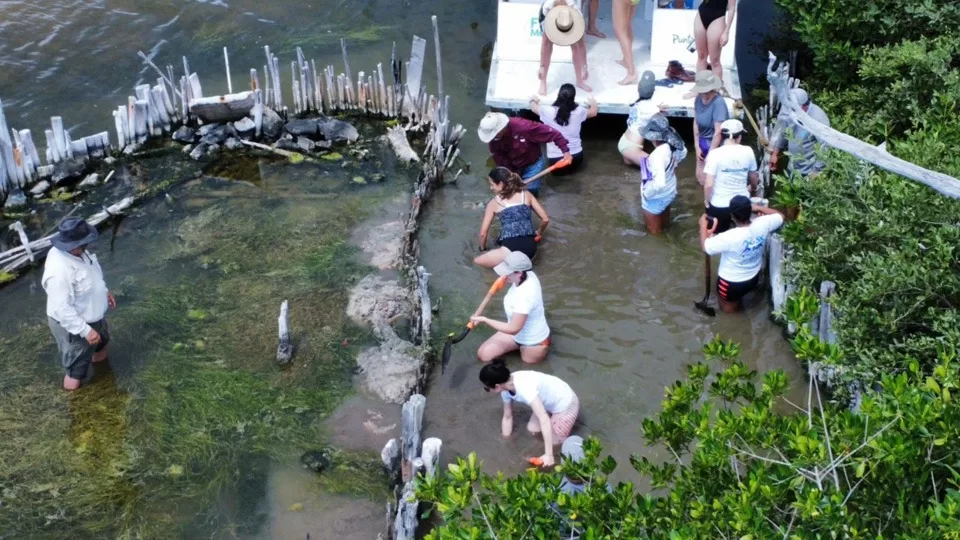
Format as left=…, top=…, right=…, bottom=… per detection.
left=475, top=167, right=550, bottom=269
left=700, top=195, right=784, bottom=313
left=472, top=251, right=550, bottom=364
left=480, top=360, right=580, bottom=467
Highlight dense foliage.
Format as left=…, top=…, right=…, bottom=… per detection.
left=419, top=335, right=960, bottom=538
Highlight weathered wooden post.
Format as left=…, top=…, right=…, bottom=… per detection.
left=223, top=47, right=233, bottom=94
left=277, top=300, right=293, bottom=364
left=420, top=438, right=441, bottom=478
left=400, top=393, right=426, bottom=482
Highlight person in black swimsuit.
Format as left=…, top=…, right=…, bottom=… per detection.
left=693, top=0, right=736, bottom=83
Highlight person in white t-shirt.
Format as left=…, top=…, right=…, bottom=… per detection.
left=703, top=119, right=759, bottom=233
left=530, top=84, right=597, bottom=175
left=479, top=361, right=580, bottom=467
left=471, top=251, right=550, bottom=364
left=700, top=195, right=784, bottom=313
left=617, top=71, right=666, bottom=167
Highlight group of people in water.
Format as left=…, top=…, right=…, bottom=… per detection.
left=535, top=0, right=738, bottom=92
left=472, top=48, right=830, bottom=468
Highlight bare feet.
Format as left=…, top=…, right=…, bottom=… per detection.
left=587, top=27, right=606, bottom=38
left=616, top=58, right=628, bottom=68
left=576, top=80, right=593, bottom=92
left=618, top=73, right=638, bottom=85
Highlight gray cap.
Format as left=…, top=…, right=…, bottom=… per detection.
left=493, top=250, right=533, bottom=276
left=637, top=71, right=656, bottom=100
left=561, top=435, right=585, bottom=463
left=791, top=88, right=811, bottom=106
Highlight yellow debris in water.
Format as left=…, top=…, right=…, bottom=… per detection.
left=166, top=465, right=184, bottom=477
left=288, top=503, right=304, bottom=512
left=321, top=152, right=343, bottom=161
left=288, top=152, right=305, bottom=164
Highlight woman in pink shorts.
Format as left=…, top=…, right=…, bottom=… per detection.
left=479, top=360, right=580, bottom=467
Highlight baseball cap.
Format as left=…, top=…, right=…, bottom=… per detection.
left=561, top=435, right=585, bottom=463
left=729, top=195, right=752, bottom=221
left=791, top=88, right=810, bottom=106
left=493, top=251, right=533, bottom=276
left=720, top=119, right=745, bottom=136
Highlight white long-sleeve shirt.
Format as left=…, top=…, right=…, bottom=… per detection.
left=642, top=143, right=687, bottom=201
left=42, top=247, right=109, bottom=336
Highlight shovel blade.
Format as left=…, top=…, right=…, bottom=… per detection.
left=449, top=325, right=472, bottom=344
left=440, top=339, right=453, bottom=373
left=694, top=300, right=717, bottom=317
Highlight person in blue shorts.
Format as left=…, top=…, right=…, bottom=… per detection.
left=640, top=115, right=688, bottom=234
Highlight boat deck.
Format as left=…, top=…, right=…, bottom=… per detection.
left=485, top=0, right=741, bottom=117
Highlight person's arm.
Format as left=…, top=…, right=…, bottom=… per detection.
left=44, top=275, right=97, bottom=343
left=710, top=121, right=723, bottom=151
left=528, top=193, right=550, bottom=237
left=643, top=147, right=669, bottom=198
left=698, top=214, right=719, bottom=252
left=720, top=0, right=737, bottom=47
left=501, top=400, right=514, bottom=437
left=752, top=204, right=783, bottom=218
left=748, top=171, right=759, bottom=195
left=529, top=95, right=542, bottom=115
left=478, top=200, right=496, bottom=250
left=693, top=116, right=702, bottom=162
left=517, top=118, right=571, bottom=158
left=586, top=96, right=598, bottom=118
left=472, top=313, right=527, bottom=335
left=529, top=397, right=555, bottom=466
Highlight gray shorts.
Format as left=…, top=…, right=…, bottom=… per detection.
left=48, top=317, right=110, bottom=380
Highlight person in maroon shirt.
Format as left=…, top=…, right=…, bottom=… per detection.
left=477, top=112, right=572, bottom=196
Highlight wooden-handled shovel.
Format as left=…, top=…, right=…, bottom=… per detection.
left=521, top=156, right=572, bottom=186
left=440, top=276, right=507, bottom=373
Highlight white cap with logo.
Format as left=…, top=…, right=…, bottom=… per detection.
left=720, top=119, right=745, bottom=136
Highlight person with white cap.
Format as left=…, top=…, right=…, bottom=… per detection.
left=478, top=112, right=572, bottom=197
left=703, top=118, right=759, bottom=233
left=617, top=70, right=667, bottom=167
left=768, top=88, right=831, bottom=177
left=470, top=251, right=551, bottom=364
left=699, top=195, right=784, bottom=313
left=537, top=0, right=591, bottom=95
left=685, top=70, right=730, bottom=185
left=42, top=217, right=117, bottom=391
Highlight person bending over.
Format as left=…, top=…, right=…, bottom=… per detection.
left=472, top=251, right=550, bottom=364
left=618, top=71, right=667, bottom=168
left=531, top=83, right=597, bottom=174
left=480, top=360, right=580, bottom=467
left=703, top=119, right=758, bottom=233
left=478, top=112, right=572, bottom=197
left=475, top=167, right=550, bottom=269
left=700, top=195, right=784, bottom=313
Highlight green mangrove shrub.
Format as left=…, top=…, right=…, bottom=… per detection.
left=418, top=336, right=960, bottom=538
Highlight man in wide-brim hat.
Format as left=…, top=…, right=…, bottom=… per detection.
left=477, top=111, right=572, bottom=197
left=42, top=217, right=116, bottom=391
left=538, top=0, right=591, bottom=95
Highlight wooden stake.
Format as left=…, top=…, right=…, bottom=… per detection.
left=223, top=47, right=233, bottom=94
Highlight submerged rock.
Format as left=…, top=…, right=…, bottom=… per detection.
left=285, top=119, right=319, bottom=137
left=359, top=221, right=404, bottom=270
left=78, top=173, right=100, bottom=189
left=260, top=107, right=283, bottom=139
left=296, top=138, right=316, bottom=153
left=172, top=126, right=196, bottom=143
left=189, top=142, right=219, bottom=161
left=29, top=180, right=50, bottom=197
left=346, top=275, right=412, bottom=328
left=318, top=117, right=359, bottom=143
left=3, top=190, right=27, bottom=210
left=51, top=157, right=87, bottom=185
left=301, top=448, right=333, bottom=473
left=224, top=137, right=244, bottom=151
left=200, top=124, right=237, bottom=146
left=357, top=325, right=422, bottom=404
left=275, top=139, right=300, bottom=153
left=233, top=117, right=256, bottom=139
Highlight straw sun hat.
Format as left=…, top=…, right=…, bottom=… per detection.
left=543, top=4, right=586, bottom=47
left=683, top=70, right=723, bottom=98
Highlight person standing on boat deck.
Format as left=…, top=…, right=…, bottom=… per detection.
left=693, top=0, right=737, bottom=82
left=585, top=0, right=606, bottom=37
left=612, top=0, right=641, bottom=85
left=703, top=119, right=759, bottom=233
left=530, top=84, right=596, bottom=174
left=700, top=196, right=784, bottom=313
left=686, top=70, right=729, bottom=185
left=479, top=361, right=580, bottom=467
left=472, top=251, right=551, bottom=364
left=768, top=88, right=831, bottom=178
left=478, top=112, right=572, bottom=198
left=640, top=115, right=687, bottom=234
left=42, top=217, right=117, bottom=391
left=538, top=0, right=592, bottom=94
left=475, top=167, right=550, bottom=269
left=618, top=71, right=667, bottom=167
